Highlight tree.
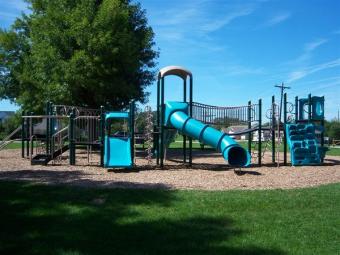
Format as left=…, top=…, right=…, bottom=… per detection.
left=325, top=120, right=340, bottom=140
left=0, top=113, right=22, bottom=139
left=0, top=0, right=158, bottom=112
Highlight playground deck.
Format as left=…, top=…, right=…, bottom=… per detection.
left=0, top=149, right=339, bottom=190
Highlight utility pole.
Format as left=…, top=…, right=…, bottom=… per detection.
left=274, top=82, right=291, bottom=167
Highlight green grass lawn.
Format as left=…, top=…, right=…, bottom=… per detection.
left=1, top=141, right=23, bottom=149
left=0, top=181, right=339, bottom=255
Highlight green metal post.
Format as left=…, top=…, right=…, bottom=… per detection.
left=308, top=94, right=312, bottom=122
left=247, top=101, right=252, bottom=154
left=45, top=101, right=50, bottom=155
left=271, top=96, right=275, bottom=163
left=26, top=111, right=29, bottom=157
left=69, top=109, right=76, bottom=165
left=156, top=78, right=160, bottom=166
left=295, top=96, right=299, bottom=122
left=100, top=106, right=105, bottom=167
left=30, top=116, right=33, bottom=160
left=160, top=77, right=165, bottom=168
left=189, top=75, right=193, bottom=166
left=183, top=78, right=187, bottom=163
left=130, top=100, right=135, bottom=165
left=321, top=96, right=325, bottom=147
left=283, top=93, right=287, bottom=165
left=321, top=96, right=325, bottom=163
left=21, top=112, right=25, bottom=158
left=258, top=99, right=262, bottom=166
left=50, top=102, right=55, bottom=154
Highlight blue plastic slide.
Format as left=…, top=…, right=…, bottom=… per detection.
left=165, top=101, right=251, bottom=167
left=104, top=112, right=132, bottom=168
left=104, top=136, right=132, bottom=168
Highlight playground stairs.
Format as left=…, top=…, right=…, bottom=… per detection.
left=31, top=144, right=69, bottom=165
left=285, top=123, right=327, bottom=166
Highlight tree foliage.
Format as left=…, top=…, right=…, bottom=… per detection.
left=0, top=113, right=22, bottom=139
left=0, top=0, right=158, bottom=112
left=325, top=120, right=340, bottom=140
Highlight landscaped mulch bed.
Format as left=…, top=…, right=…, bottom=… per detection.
left=0, top=149, right=339, bottom=190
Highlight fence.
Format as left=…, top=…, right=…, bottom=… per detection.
left=191, top=102, right=260, bottom=126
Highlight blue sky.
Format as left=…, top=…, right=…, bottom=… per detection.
left=1, top=0, right=340, bottom=120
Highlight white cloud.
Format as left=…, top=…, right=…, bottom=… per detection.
left=7, top=0, right=28, bottom=11
left=155, top=8, right=199, bottom=26
left=287, top=58, right=340, bottom=83
left=284, top=38, right=329, bottom=66
left=226, top=65, right=264, bottom=76
left=265, top=12, right=291, bottom=27
left=201, top=6, right=256, bottom=32
left=0, top=11, right=20, bottom=19
left=304, top=38, right=328, bottom=52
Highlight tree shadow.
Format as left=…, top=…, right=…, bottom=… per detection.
left=323, top=158, right=340, bottom=166
left=0, top=181, right=285, bottom=255
left=0, top=170, right=171, bottom=189
left=234, top=169, right=262, bottom=176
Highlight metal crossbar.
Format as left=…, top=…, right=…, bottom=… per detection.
left=53, top=105, right=100, bottom=117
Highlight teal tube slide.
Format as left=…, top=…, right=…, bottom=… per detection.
left=165, top=102, right=251, bottom=167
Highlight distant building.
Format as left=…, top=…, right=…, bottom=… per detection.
left=0, top=111, right=15, bottom=123
left=252, top=130, right=271, bottom=141
left=223, top=125, right=272, bottom=141
left=222, top=125, right=248, bottom=140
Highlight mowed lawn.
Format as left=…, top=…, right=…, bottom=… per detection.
left=0, top=181, right=339, bottom=255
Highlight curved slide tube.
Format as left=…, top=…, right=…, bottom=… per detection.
left=167, top=103, right=251, bottom=167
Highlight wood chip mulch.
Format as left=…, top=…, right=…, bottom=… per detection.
left=0, top=149, right=339, bottom=190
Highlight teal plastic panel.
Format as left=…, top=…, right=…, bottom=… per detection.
left=285, top=123, right=325, bottom=166
left=106, top=112, right=129, bottom=120
left=104, top=136, right=132, bottom=168
left=311, top=96, right=324, bottom=120
left=164, top=101, right=188, bottom=127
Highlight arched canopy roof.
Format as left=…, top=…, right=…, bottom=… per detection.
left=158, top=66, right=192, bottom=80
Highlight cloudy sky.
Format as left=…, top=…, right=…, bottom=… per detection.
left=1, top=0, right=340, bottom=119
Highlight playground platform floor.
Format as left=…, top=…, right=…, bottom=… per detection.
left=0, top=149, right=339, bottom=190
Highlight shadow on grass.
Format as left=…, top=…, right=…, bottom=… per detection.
left=0, top=181, right=285, bottom=255
left=0, top=170, right=170, bottom=189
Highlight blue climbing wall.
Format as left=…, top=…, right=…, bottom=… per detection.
left=285, top=123, right=326, bottom=166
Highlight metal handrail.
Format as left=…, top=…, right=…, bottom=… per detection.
left=51, top=126, right=69, bottom=138
left=0, top=126, right=21, bottom=145
left=22, top=115, right=69, bottom=119
left=74, top=116, right=100, bottom=120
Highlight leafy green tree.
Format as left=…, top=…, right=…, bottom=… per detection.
left=325, top=120, right=340, bottom=140
left=0, top=0, right=158, bottom=112
left=0, top=113, right=22, bottom=139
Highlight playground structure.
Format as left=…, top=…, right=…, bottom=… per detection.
left=154, top=66, right=250, bottom=168
left=21, top=103, right=104, bottom=166
left=3, top=65, right=327, bottom=168
left=284, top=95, right=327, bottom=165
left=104, top=103, right=135, bottom=168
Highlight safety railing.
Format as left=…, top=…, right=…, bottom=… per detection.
left=191, top=102, right=259, bottom=125
left=73, top=116, right=101, bottom=145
